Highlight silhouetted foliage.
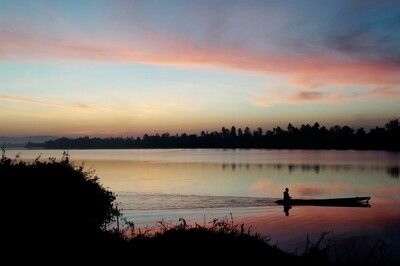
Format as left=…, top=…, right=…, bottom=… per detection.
left=1, top=150, right=124, bottom=259
left=26, top=119, right=400, bottom=150
left=124, top=217, right=316, bottom=264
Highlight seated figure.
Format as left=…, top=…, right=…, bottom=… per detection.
left=283, top=188, right=291, bottom=201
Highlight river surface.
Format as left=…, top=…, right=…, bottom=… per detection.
left=7, top=149, right=400, bottom=260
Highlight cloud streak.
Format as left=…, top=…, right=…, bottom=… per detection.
left=0, top=94, right=190, bottom=122
left=0, top=94, right=92, bottom=111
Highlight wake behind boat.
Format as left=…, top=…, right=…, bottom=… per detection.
left=275, top=196, right=371, bottom=207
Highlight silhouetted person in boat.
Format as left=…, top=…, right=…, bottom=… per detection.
left=283, top=188, right=291, bottom=201
left=282, top=188, right=292, bottom=216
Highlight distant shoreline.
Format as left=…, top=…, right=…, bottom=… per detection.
left=19, top=119, right=400, bottom=151
left=21, top=146, right=400, bottom=152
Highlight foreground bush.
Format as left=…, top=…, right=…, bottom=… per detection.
left=1, top=150, right=122, bottom=256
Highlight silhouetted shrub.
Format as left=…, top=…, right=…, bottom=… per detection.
left=1, top=150, right=121, bottom=258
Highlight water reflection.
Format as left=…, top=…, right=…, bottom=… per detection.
left=284, top=205, right=292, bottom=216
left=387, top=166, right=400, bottom=178
left=220, top=162, right=399, bottom=178
left=280, top=202, right=371, bottom=216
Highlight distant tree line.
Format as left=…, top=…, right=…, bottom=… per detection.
left=26, top=119, right=400, bottom=150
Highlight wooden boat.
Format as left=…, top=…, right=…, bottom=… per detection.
left=275, top=197, right=371, bottom=207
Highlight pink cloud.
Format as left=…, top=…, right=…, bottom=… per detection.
left=248, top=89, right=332, bottom=107
left=248, top=86, right=400, bottom=107
left=1, top=28, right=400, bottom=94
left=293, top=91, right=325, bottom=101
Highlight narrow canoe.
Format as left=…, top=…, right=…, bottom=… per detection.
left=275, top=197, right=370, bottom=206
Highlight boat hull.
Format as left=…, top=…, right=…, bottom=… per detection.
left=275, top=197, right=370, bottom=207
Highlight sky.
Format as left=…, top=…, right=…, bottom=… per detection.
left=0, top=0, right=399, bottom=136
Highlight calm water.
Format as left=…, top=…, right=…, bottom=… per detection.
left=8, top=149, right=400, bottom=258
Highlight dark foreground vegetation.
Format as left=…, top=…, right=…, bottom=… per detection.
left=1, top=152, right=393, bottom=264
left=26, top=119, right=400, bottom=150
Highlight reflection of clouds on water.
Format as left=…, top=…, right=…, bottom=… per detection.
left=118, top=192, right=276, bottom=211
left=352, top=186, right=400, bottom=199
left=249, top=180, right=273, bottom=195
left=295, top=186, right=324, bottom=197
left=221, top=163, right=400, bottom=178
left=248, top=180, right=347, bottom=198
left=292, top=183, right=347, bottom=197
